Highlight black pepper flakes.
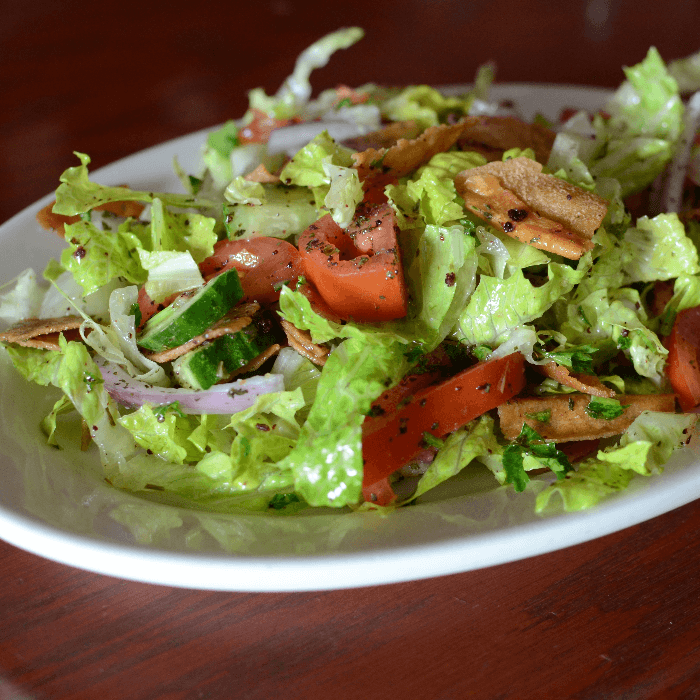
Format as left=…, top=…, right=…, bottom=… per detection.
left=507, top=209, right=528, bottom=222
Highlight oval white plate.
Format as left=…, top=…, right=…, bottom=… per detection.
left=1, top=85, right=699, bottom=592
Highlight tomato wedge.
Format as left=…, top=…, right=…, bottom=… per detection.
left=362, top=352, right=526, bottom=504
left=666, top=305, right=700, bottom=411
left=199, top=237, right=304, bottom=306
left=297, top=203, right=408, bottom=322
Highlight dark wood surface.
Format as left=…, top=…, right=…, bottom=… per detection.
left=3, top=2, right=700, bottom=698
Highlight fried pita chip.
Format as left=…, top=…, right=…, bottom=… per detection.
left=351, top=120, right=467, bottom=188
left=456, top=172, right=593, bottom=259
left=457, top=115, right=556, bottom=164
left=0, top=315, right=83, bottom=350
left=143, top=302, right=260, bottom=363
left=280, top=318, right=329, bottom=366
left=498, top=393, right=676, bottom=442
left=232, top=343, right=282, bottom=376
left=456, top=156, right=608, bottom=241
left=538, top=362, right=616, bottom=398
left=244, top=164, right=281, bottom=184
left=342, top=120, right=421, bottom=152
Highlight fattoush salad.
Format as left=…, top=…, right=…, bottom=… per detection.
left=3, top=27, right=700, bottom=515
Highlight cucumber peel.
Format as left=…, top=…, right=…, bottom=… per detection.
left=138, top=269, right=243, bottom=352
left=173, top=322, right=277, bottom=390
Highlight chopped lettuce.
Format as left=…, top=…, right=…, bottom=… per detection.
left=589, top=48, right=683, bottom=197
left=536, top=412, right=698, bottom=512
left=54, top=153, right=214, bottom=216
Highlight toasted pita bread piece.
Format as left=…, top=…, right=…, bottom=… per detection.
left=0, top=315, right=83, bottom=350
left=456, top=157, right=608, bottom=241
left=498, top=393, right=676, bottom=442
left=457, top=115, right=556, bottom=164
left=352, top=121, right=467, bottom=188
left=144, top=303, right=260, bottom=363
left=244, top=164, right=281, bottom=184
left=456, top=171, right=594, bottom=259
left=233, top=343, right=282, bottom=376
left=280, top=318, right=329, bottom=366
left=342, top=120, right=421, bottom=152
left=538, top=362, right=616, bottom=398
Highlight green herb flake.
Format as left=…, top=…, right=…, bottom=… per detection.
left=525, top=409, right=552, bottom=423
left=585, top=396, right=629, bottom=420
left=422, top=432, right=445, bottom=450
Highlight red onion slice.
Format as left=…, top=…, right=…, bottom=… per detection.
left=98, top=361, right=285, bottom=414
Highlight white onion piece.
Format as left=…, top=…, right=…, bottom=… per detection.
left=98, top=361, right=285, bottom=414
left=657, top=90, right=700, bottom=213
left=267, top=120, right=368, bottom=156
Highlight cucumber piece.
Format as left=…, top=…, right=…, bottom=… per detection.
left=172, top=322, right=277, bottom=390
left=138, top=269, right=243, bottom=352
left=223, top=184, right=319, bottom=239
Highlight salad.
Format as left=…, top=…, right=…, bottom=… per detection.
left=2, top=26, right=700, bottom=517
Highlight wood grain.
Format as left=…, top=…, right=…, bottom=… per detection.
left=3, top=2, right=700, bottom=698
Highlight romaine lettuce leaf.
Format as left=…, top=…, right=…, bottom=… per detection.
left=456, top=260, right=588, bottom=347
left=536, top=412, right=697, bottom=511
left=54, top=153, right=214, bottom=215
left=590, top=48, right=683, bottom=197
left=61, top=220, right=147, bottom=296
left=621, top=213, right=699, bottom=283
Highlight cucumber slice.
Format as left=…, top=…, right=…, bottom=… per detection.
left=223, top=184, right=319, bottom=239
left=172, top=322, right=277, bottom=390
left=138, top=269, right=243, bottom=352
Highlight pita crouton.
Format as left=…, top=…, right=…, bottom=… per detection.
left=456, top=171, right=594, bottom=259
left=0, top=316, right=83, bottom=350
left=143, top=303, right=260, bottom=363
left=538, top=362, right=616, bottom=398
left=342, top=120, right=421, bottom=152
left=280, top=318, right=329, bottom=366
left=498, top=393, right=676, bottom=442
left=352, top=121, right=467, bottom=188
left=244, top=164, right=281, bottom=184
left=457, top=115, right=556, bottom=164
left=457, top=157, right=608, bottom=241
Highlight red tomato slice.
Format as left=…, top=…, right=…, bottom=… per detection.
left=297, top=203, right=408, bottom=322
left=362, top=352, right=526, bottom=504
left=199, top=237, right=304, bottom=306
left=666, top=305, right=700, bottom=411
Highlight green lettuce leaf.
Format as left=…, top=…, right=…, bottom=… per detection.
left=53, top=153, right=214, bottom=216
left=590, top=48, right=683, bottom=196
left=456, top=260, right=588, bottom=347
left=248, top=27, right=365, bottom=119
left=380, top=85, right=472, bottom=130
left=621, top=213, right=699, bottom=283
left=410, top=414, right=500, bottom=500
left=60, top=220, right=147, bottom=296
left=536, top=412, right=697, bottom=511
left=278, top=332, right=411, bottom=507
left=149, top=198, right=217, bottom=263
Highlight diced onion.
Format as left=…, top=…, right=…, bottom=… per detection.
left=98, top=360, right=285, bottom=414
left=657, top=90, right=700, bottom=213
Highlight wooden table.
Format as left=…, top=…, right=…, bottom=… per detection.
left=3, top=2, right=700, bottom=697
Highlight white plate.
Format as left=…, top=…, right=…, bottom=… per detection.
left=1, top=84, right=699, bottom=592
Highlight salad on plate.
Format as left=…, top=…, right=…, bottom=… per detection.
left=2, top=27, right=700, bottom=517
